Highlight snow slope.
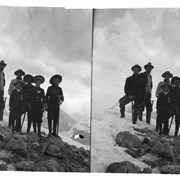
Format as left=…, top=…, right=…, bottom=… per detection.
left=91, top=103, right=176, bottom=172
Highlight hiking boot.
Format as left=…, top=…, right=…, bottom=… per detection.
left=52, top=133, right=59, bottom=137
left=120, top=111, right=125, bottom=118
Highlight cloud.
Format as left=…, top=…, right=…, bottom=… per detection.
left=0, top=7, right=92, bottom=121
left=93, top=9, right=180, bottom=112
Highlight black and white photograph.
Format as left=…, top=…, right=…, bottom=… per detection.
left=0, top=6, right=92, bottom=172
left=91, top=8, right=180, bottom=173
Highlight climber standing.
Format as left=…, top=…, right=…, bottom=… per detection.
left=8, top=69, right=25, bottom=128
left=45, top=74, right=64, bottom=137
left=155, top=71, right=173, bottom=132
left=139, top=62, right=154, bottom=124
left=0, top=60, right=7, bottom=121
left=29, top=75, right=45, bottom=137
left=22, top=74, right=34, bottom=133
left=9, top=80, right=26, bottom=132
left=156, top=83, right=173, bottom=135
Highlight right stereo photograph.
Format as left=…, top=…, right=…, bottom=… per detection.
left=91, top=8, right=180, bottom=174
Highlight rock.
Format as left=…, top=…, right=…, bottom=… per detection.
left=125, top=148, right=137, bottom=158
left=46, top=137, right=65, bottom=155
left=160, top=165, right=180, bottom=174
left=29, top=152, right=40, bottom=162
left=15, top=161, right=34, bottom=171
left=141, top=144, right=150, bottom=152
left=26, top=133, right=40, bottom=143
left=31, top=159, right=60, bottom=172
left=142, top=167, right=152, bottom=173
left=0, top=141, right=4, bottom=149
left=78, top=168, right=88, bottom=172
left=0, top=163, right=8, bottom=171
left=151, top=142, right=174, bottom=162
left=106, top=161, right=141, bottom=173
left=116, top=131, right=141, bottom=148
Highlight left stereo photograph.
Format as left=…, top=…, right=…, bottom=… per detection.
left=0, top=7, right=92, bottom=172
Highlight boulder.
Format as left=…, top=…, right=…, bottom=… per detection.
left=0, top=163, right=8, bottom=171
left=116, top=131, right=141, bottom=148
left=160, top=165, right=180, bottom=174
left=142, top=167, right=152, bottom=174
left=30, top=159, right=61, bottom=172
left=106, top=161, right=141, bottom=173
left=26, top=133, right=40, bottom=143
left=45, top=137, right=65, bottom=155
left=15, top=161, right=34, bottom=171
left=151, top=142, right=174, bottom=162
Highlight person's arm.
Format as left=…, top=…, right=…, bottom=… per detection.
left=8, top=79, right=15, bottom=95
left=155, top=82, right=161, bottom=98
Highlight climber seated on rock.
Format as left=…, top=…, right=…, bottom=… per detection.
left=119, top=64, right=145, bottom=124
left=9, top=80, right=26, bottom=132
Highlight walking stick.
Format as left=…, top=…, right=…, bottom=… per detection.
left=56, top=95, right=61, bottom=135
left=168, top=115, right=174, bottom=134
left=21, top=112, right=27, bottom=130
left=131, top=100, right=134, bottom=123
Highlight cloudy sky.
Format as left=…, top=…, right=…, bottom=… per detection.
left=92, top=9, right=180, bottom=113
left=0, top=7, right=92, bottom=121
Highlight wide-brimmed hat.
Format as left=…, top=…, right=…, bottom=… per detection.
left=171, top=76, right=180, bottom=85
left=144, top=62, right=154, bottom=69
left=0, top=60, right=7, bottom=67
left=131, top=64, right=142, bottom=72
left=161, top=82, right=171, bottom=89
left=161, top=71, right=173, bottom=78
left=33, top=75, right=45, bottom=84
left=14, top=80, right=24, bottom=86
left=50, top=74, right=62, bottom=85
left=23, top=74, right=34, bottom=82
left=14, top=69, right=25, bottom=76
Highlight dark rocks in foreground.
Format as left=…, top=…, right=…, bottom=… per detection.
left=0, top=125, right=90, bottom=172
left=111, top=128, right=180, bottom=174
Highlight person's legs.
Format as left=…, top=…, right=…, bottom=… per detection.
left=119, top=95, right=131, bottom=118
left=163, top=111, right=169, bottom=135
left=53, top=106, right=59, bottom=135
left=175, top=114, right=180, bottom=136
left=144, top=93, right=152, bottom=124
left=0, top=90, right=4, bottom=121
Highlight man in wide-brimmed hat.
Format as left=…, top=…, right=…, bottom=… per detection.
left=22, top=74, right=34, bottom=133
left=139, top=62, right=154, bottom=124
left=156, top=82, right=173, bottom=135
left=45, top=74, right=64, bottom=137
left=8, top=69, right=25, bottom=128
left=0, top=60, right=7, bottom=121
left=170, top=76, right=180, bottom=136
left=9, top=80, right=26, bottom=132
left=119, top=64, right=144, bottom=124
left=29, top=75, right=45, bottom=137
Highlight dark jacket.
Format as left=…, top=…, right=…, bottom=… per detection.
left=139, top=72, right=153, bottom=90
left=45, top=85, right=64, bottom=105
left=29, top=86, right=45, bottom=105
left=22, top=84, right=34, bottom=103
left=9, top=88, right=26, bottom=109
left=156, top=91, right=172, bottom=111
left=170, top=87, right=180, bottom=104
left=124, top=74, right=145, bottom=101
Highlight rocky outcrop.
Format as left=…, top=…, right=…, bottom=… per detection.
left=0, top=125, right=90, bottom=172
left=111, top=127, right=180, bottom=174
left=106, top=161, right=141, bottom=173
left=116, top=131, right=141, bottom=148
